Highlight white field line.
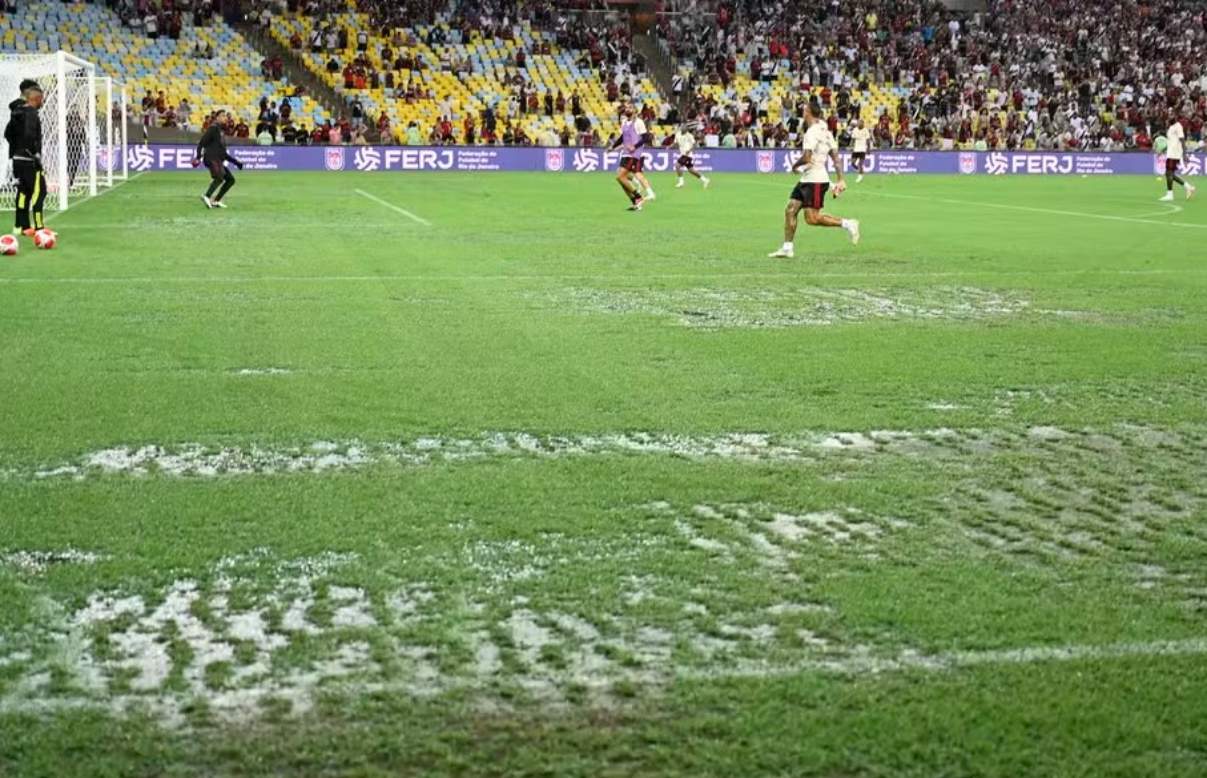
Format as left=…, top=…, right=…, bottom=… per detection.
left=1131, top=203, right=1184, bottom=218
left=45, top=171, right=147, bottom=224
left=354, top=188, right=432, bottom=226
left=2, top=267, right=1206, bottom=285
left=686, top=636, right=1207, bottom=680
left=857, top=189, right=1207, bottom=230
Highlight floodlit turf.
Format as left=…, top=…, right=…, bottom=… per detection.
left=1, top=170, right=1206, bottom=776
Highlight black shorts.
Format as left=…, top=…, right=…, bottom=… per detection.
left=790, top=182, right=829, bottom=209
left=676, top=154, right=694, bottom=169
left=1166, top=158, right=1181, bottom=174
left=851, top=151, right=867, bottom=162
left=206, top=159, right=229, bottom=179
left=620, top=156, right=643, bottom=173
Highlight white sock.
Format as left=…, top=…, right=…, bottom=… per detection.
left=782, top=241, right=793, bottom=250
left=676, top=175, right=683, bottom=183
left=841, top=219, right=854, bottom=230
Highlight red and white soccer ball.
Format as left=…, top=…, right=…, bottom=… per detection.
left=34, top=229, right=57, bottom=250
left=0, top=234, right=18, bottom=256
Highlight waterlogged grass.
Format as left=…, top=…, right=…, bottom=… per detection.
left=0, top=171, right=1205, bottom=776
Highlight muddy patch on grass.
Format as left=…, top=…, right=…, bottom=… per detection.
left=0, top=531, right=858, bottom=723
left=18, top=425, right=1194, bottom=480
left=542, top=286, right=1085, bottom=329
left=0, top=549, right=107, bottom=574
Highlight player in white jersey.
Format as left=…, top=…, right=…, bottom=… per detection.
left=849, top=119, right=871, bottom=182
left=1160, top=117, right=1196, bottom=201
left=632, top=114, right=656, bottom=201
left=665, top=126, right=710, bottom=188
left=768, top=101, right=860, bottom=258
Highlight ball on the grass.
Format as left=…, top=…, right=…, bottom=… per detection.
left=0, top=234, right=18, bottom=256
left=34, top=229, right=57, bottom=250
left=1154, top=136, right=1168, bottom=154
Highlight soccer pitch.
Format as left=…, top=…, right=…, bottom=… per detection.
left=2, top=170, right=1206, bottom=776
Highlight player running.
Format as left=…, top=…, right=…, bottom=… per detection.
left=5, top=79, right=47, bottom=238
left=849, top=119, right=871, bottom=183
left=612, top=105, right=647, bottom=211
left=1159, top=116, right=1196, bottom=202
left=192, top=110, right=245, bottom=209
left=768, top=100, right=860, bottom=258
left=632, top=109, right=656, bottom=201
left=665, top=125, right=710, bottom=189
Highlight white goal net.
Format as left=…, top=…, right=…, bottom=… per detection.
left=0, top=51, right=126, bottom=213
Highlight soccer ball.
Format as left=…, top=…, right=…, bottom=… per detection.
left=34, top=229, right=57, bottom=250
left=1154, top=136, right=1168, bottom=154
left=0, top=234, right=18, bottom=256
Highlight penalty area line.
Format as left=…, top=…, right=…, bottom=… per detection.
left=354, top=188, right=432, bottom=226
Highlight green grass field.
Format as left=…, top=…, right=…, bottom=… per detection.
left=2, top=170, right=1206, bottom=777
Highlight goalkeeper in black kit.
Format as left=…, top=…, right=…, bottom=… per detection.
left=5, top=79, right=46, bottom=236
left=192, top=110, right=244, bottom=209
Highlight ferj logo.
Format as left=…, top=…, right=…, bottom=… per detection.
left=572, top=149, right=599, bottom=172
left=544, top=148, right=564, bottom=172
left=126, top=145, right=155, bottom=172
left=983, top=152, right=1009, bottom=175
left=958, top=152, right=977, bottom=174
left=353, top=147, right=380, bottom=171
left=756, top=150, right=775, bottom=173
left=324, top=147, right=346, bottom=171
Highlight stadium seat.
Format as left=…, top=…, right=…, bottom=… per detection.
left=0, top=2, right=331, bottom=130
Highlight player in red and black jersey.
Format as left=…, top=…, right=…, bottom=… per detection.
left=192, top=110, right=245, bottom=209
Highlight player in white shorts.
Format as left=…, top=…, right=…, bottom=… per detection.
left=633, top=113, right=656, bottom=201
left=768, top=100, right=860, bottom=258
left=666, top=125, right=710, bottom=189
left=849, top=119, right=871, bottom=182
left=1160, top=117, right=1196, bottom=201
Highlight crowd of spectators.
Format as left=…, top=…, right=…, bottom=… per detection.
left=658, top=0, right=1207, bottom=151
left=193, top=95, right=371, bottom=144
left=269, top=0, right=656, bottom=143
left=170, top=0, right=1207, bottom=150
left=108, top=0, right=217, bottom=37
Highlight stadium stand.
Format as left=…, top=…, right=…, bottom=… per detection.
left=5, top=0, right=1202, bottom=149
left=263, top=0, right=666, bottom=144
left=0, top=1, right=331, bottom=136
left=657, top=0, right=1207, bottom=151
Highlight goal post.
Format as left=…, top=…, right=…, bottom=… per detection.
left=0, top=50, right=99, bottom=212
left=94, top=75, right=129, bottom=188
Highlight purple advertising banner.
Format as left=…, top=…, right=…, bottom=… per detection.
left=120, top=144, right=1205, bottom=177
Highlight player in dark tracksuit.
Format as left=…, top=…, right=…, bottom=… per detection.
left=66, top=111, right=86, bottom=189
left=193, top=110, right=244, bottom=209
left=5, top=79, right=46, bottom=237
